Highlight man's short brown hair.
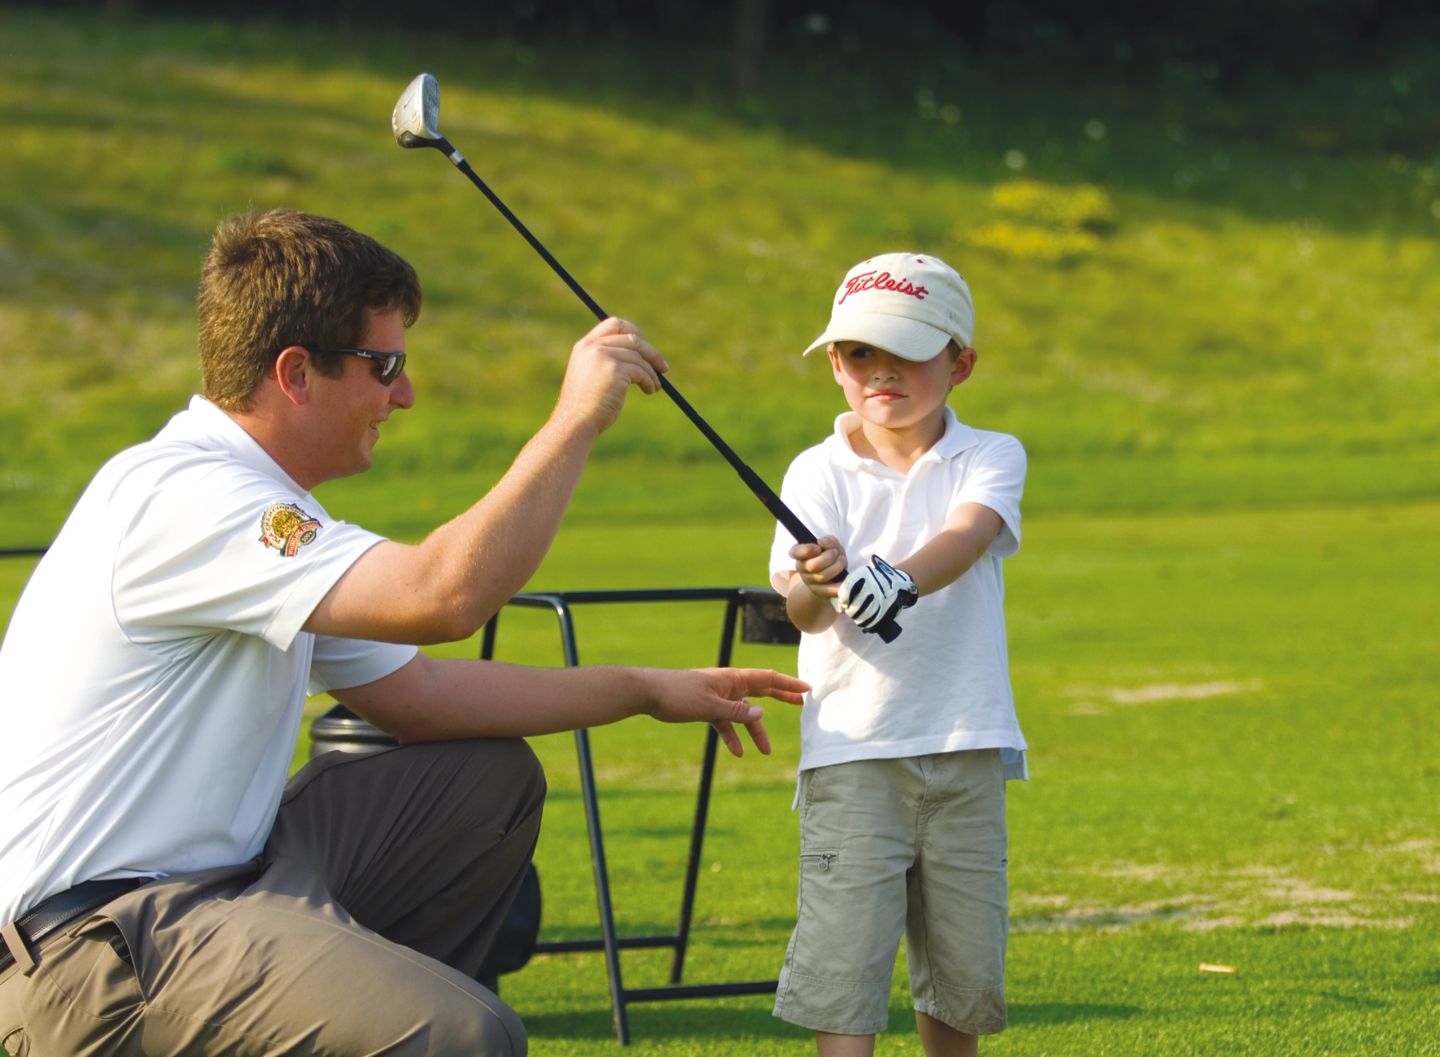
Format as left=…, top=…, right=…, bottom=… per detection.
left=198, top=209, right=422, bottom=410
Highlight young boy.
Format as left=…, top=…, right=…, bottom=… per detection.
left=769, top=253, right=1028, bottom=1057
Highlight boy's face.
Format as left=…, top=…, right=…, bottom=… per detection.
left=827, top=340, right=973, bottom=436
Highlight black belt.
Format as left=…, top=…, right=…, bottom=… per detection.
left=1, top=878, right=146, bottom=974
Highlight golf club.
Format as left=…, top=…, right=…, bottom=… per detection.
left=391, top=72, right=906, bottom=643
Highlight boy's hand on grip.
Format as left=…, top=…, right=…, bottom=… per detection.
left=840, top=555, right=918, bottom=634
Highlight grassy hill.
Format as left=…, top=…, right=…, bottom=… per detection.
left=2, top=8, right=1437, bottom=549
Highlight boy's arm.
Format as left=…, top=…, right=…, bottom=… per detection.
left=772, top=536, right=846, bottom=633
left=772, top=502, right=1002, bottom=633
left=893, top=502, right=1005, bottom=595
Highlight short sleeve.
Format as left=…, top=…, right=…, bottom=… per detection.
left=769, top=446, right=843, bottom=579
left=953, top=433, right=1026, bottom=558
left=113, top=458, right=389, bottom=651
left=308, top=635, right=419, bottom=694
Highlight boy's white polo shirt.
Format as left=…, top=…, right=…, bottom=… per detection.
left=0, top=396, right=417, bottom=924
left=769, top=406, right=1028, bottom=781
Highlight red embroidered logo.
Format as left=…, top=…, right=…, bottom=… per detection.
left=258, top=502, right=321, bottom=557
left=838, top=270, right=929, bottom=305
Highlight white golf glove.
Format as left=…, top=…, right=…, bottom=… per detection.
left=839, top=555, right=918, bottom=635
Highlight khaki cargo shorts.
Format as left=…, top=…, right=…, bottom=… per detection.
left=773, top=750, right=1009, bottom=1037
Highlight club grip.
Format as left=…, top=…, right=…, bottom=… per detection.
left=874, top=615, right=904, bottom=642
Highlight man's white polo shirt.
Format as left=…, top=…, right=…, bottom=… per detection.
left=0, top=397, right=417, bottom=924
left=769, top=407, right=1028, bottom=780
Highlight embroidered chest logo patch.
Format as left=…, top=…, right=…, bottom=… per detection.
left=259, top=502, right=321, bottom=557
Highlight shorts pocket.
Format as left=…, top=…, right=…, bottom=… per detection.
left=798, top=852, right=840, bottom=873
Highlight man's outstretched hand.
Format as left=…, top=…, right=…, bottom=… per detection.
left=642, top=667, right=809, bottom=757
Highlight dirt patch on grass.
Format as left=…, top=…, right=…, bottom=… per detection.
left=1065, top=679, right=1263, bottom=715
left=1012, top=898, right=1206, bottom=933
left=1016, top=857, right=1435, bottom=933
left=1391, top=838, right=1440, bottom=875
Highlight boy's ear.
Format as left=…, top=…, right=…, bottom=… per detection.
left=950, top=346, right=978, bottom=386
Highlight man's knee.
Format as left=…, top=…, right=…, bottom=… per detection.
left=447, top=738, right=547, bottom=828
left=435, top=986, right=528, bottom=1057
left=370, top=737, right=547, bottom=831
left=492, top=737, right=547, bottom=808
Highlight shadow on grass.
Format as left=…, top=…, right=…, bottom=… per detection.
left=525, top=1002, right=779, bottom=1043
left=1013, top=1001, right=1143, bottom=1026
left=1309, top=990, right=1388, bottom=1010
left=533, top=915, right=796, bottom=947
left=524, top=997, right=1142, bottom=1042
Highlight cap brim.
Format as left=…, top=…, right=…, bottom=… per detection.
left=802, top=313, right=954, bottom=362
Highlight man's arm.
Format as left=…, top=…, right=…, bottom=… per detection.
left=306, top=317, right=665, bottom=644
left=332, top=653, right=809, bottom=757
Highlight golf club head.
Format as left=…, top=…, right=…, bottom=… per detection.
left=393, top=72, right=443, bottom=149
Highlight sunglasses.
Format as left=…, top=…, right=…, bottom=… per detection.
left=299, top=345, right=407, bottom=385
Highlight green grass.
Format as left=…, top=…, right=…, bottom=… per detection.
left=2, top=9, right=1439, bottom=544
left=3, top=8, right=1438, bottom=1055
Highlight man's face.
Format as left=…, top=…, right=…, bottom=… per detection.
left=312, top=306, right=414, bottom=480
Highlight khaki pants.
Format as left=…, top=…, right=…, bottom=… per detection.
left=1, top=738, right=545, bottom=1057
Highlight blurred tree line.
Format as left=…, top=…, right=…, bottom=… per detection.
left=32, top=0, right=1439, bottom=90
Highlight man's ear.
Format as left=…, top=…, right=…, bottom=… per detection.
left=950, top=346, right=978, bottom=386
left=273, top=345, right=315, bottom=406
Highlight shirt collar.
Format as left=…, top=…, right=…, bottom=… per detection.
left=153, top=396, right=309, bottom=496
left=824, top=405, right=980, bottom=471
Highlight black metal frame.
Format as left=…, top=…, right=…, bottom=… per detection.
left=479, top=586, right=795, bottom=1045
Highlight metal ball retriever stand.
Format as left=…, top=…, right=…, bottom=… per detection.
left=311, top=586, right=799, bottom=1045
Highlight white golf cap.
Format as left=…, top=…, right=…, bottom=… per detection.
left=803, top=252, right=974, bottom=361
